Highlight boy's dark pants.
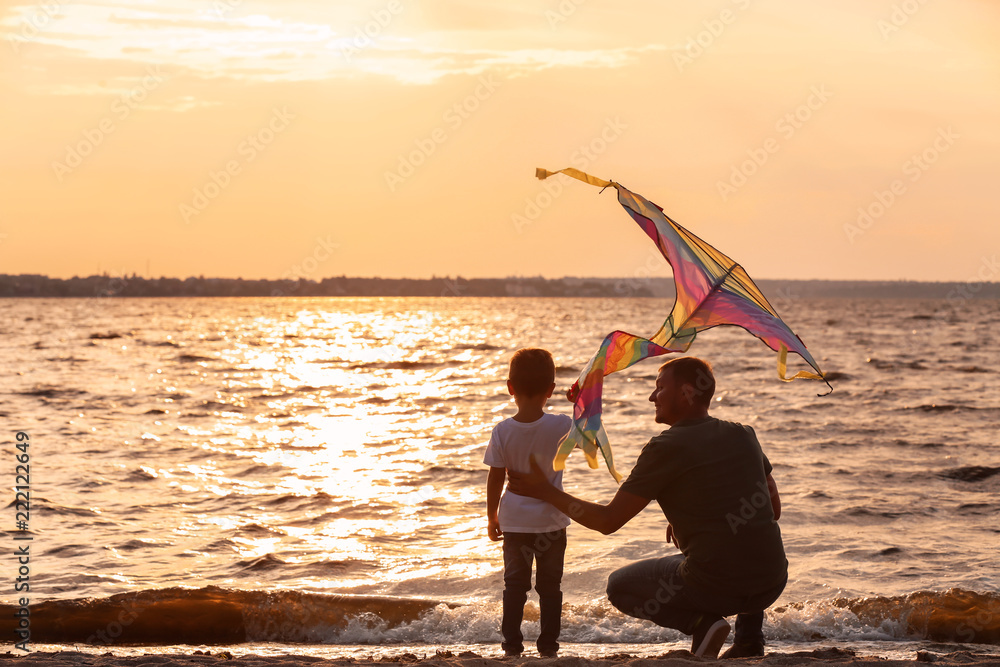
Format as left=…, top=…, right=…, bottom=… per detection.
left=501, top=529, right=567, bottom=655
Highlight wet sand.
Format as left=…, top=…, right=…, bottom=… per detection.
left=4, top=649, right=1000, bottom=667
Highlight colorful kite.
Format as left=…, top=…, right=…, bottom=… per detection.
left=538, top=167, right=831, bottom=482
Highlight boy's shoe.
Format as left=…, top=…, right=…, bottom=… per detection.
left=538, top=650, right=558, bottom=658
left=504, top=650, right=522, bottom=658
left=691, top=618, right=731, bottom=658
left=720, top=640, right=765, bottom=659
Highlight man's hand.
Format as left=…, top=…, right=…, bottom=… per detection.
left=766, top=473, right=781, bottom=521
left=665, top=523, right=679, bottom=548
left=488, top=517, right=503, bottom=541
left=566, top=383, right=580, bottom=403
left=506, top=454, right=554, bottom=501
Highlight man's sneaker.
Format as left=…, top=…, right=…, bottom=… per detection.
left=720, top=640, right=765, bottom=659
left=691, top=618, right=731, bottom=658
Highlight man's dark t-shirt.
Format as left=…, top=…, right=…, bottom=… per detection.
left=620, top=416, right=787, bottom=602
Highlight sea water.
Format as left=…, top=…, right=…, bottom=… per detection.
left=2, top=296, right=998, bottom=653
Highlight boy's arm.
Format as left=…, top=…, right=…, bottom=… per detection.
left=508, top=455, right=649, bottom=535
left=486, top=466, right=506, bottom=541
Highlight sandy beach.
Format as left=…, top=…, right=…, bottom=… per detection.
left=5, top=649, right=1000, bottom=667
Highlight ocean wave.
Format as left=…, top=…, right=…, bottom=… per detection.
left=260, top=491, right=338, bottom=509
left=177, top=353, right=215, bottom=363
left=116, top=538, right=171, bottom=551
left=451, top=343, right=503, bottom=351
left=88, top=331, right=125, bottom=340
left=866, top=358, right=928, bottom=371
left=10, top=497, right=99, bottom=517
left=45, top=543, right=96, bottom=558
left=45, top=355, right=89, bottom=363
left=4, top=587, right=997, bottom=646
left=773, top=590, right=1000, bottom=644
left=17, top=385, right=88, bottom=398
left=233, top=553, right=290, bottom=573
left=956, top=503, right=999, bottom=515
left=0, top=587, right=455, bottom=645
left=234, top=523, right=287, bottom=538
left=938, top=466, right=1000, bottom=482
left=902, top=404, right=999, bottom=413
left=410, top=466, right=484, bottom=483
left=145, top=339, right=181, bottom=347
left=349, top=360, right=448, bottom=370
left=841, top=506, right=929, bottom=520
left=198, top=400, right=243, bottom=412
left=233, top=464, right=289, bottom=478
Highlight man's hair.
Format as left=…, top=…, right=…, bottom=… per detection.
left=659, top=356, right=715, bottom=406
left=508, top=348, right=556, bottom=397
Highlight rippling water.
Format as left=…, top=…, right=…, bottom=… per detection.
left=2, top=296, right=998, bottom=651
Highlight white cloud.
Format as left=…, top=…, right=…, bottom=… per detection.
left=2, top=1, right=667, bottom=88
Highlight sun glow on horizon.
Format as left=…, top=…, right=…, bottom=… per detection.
left=1, top=0, right=998, bottom=281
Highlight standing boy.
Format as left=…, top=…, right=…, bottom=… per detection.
left=484, top=348, right=572, bottom=658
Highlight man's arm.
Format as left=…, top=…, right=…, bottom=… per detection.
left=486, top=467, right=506, bottom=541
left=766, top=472, right=781, bottom=521
left=507, top=455, right=649, bottom=535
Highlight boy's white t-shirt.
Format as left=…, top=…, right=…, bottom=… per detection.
left=483, top=412, right=573, bottom=533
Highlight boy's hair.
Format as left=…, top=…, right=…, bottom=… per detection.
left=659, top=356, right=715, bottom=407
left=508, top=348, right=556, bottom=397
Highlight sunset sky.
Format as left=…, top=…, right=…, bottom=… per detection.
left=2, top=0, right=997, bottom=282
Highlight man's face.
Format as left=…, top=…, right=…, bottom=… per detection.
left=649, top=367, right=680, bottom=425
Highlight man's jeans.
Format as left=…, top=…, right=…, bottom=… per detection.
left=501, top=529, right=566, bottom=655
left=606, top=554, right=785, bottom=639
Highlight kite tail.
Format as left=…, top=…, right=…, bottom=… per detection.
left=778, top=344, right=834, bottom=395
left=536, top=167, right=613, bottom=189
left=552, top=343, right=620, bottom=480
left=554, top=421, right=620, bottom=482
left=552, top=330, right=673, bottom=483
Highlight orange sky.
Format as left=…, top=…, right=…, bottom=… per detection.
left=1, top=0, right=998, bottom=281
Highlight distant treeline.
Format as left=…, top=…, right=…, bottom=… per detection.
left=0, top=274, right=655, bottom=298
left=1, top=274, right=998, bottom=299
